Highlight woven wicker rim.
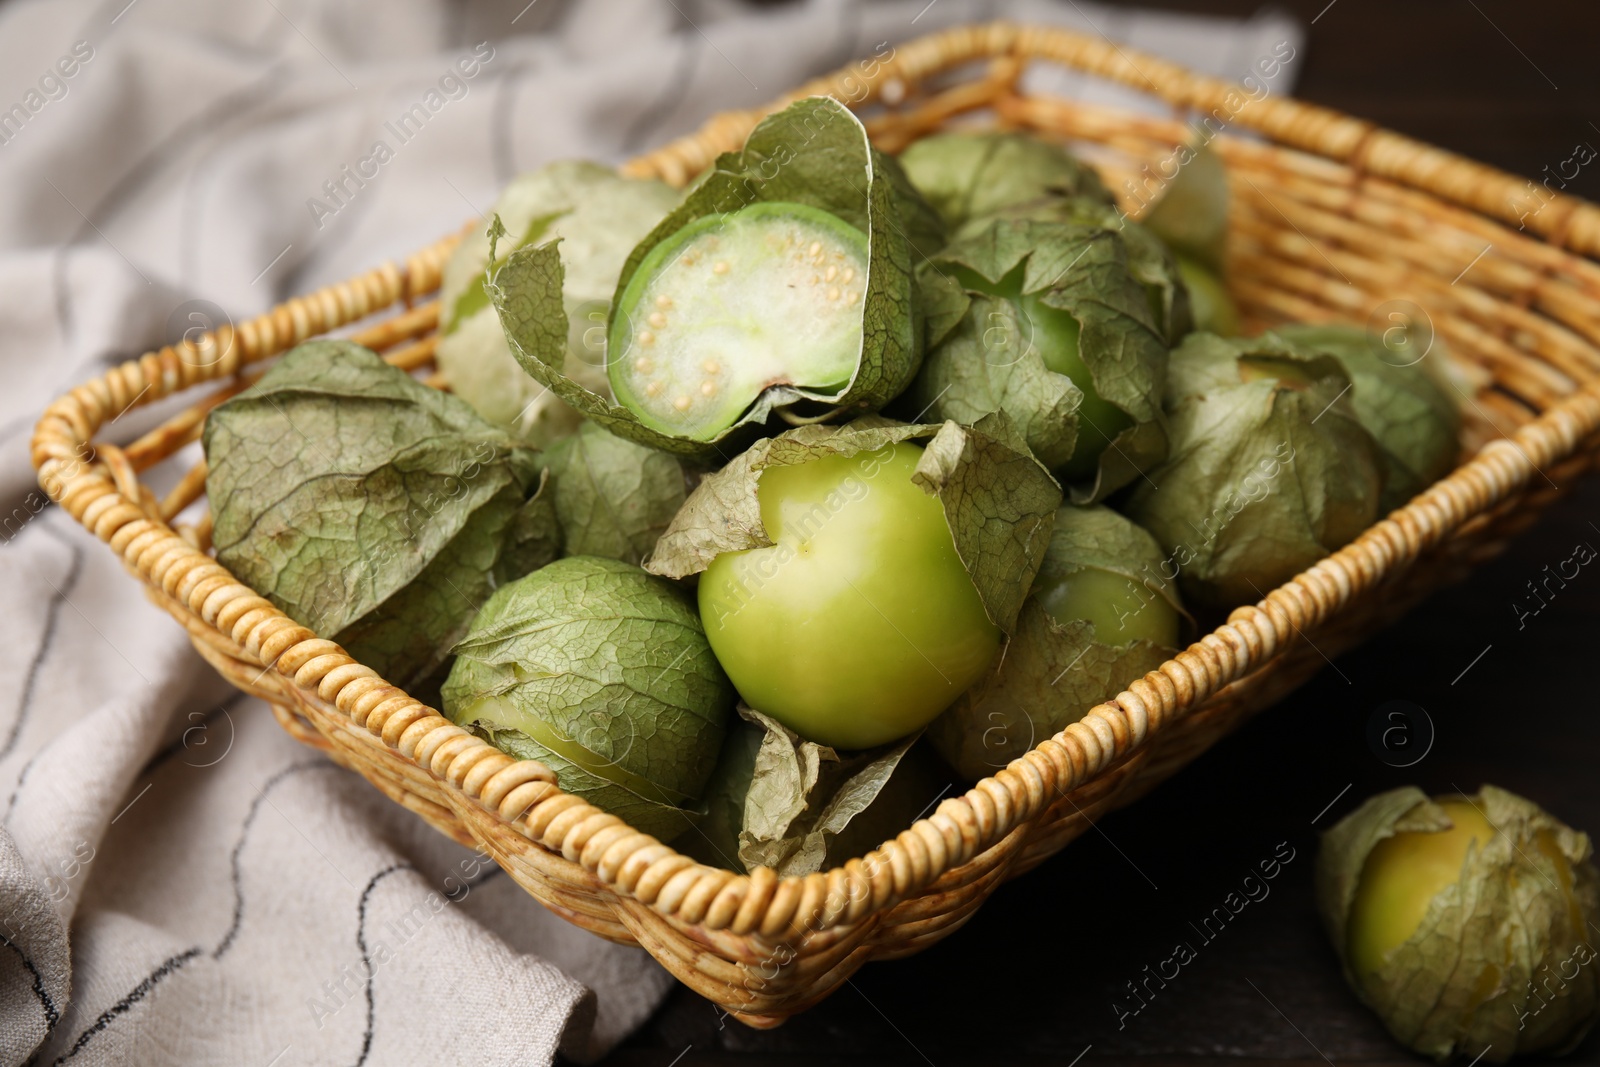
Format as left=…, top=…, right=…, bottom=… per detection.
left=30, top=22, right=1600, bottom=944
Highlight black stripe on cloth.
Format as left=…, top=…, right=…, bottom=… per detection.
left=344, top=857, right=503, bottom=1065
left=48, top=946, right=203, bottom=1066
left=213, top=760, right=344, bottom=959
left=0, top=533, right=85, bottom=764
left=350, top=862, right=416, bottom=1067
left=2, top=749, right=43, bottom=825
left=1, top=931, right=60, bottom=1036
left=4, top=519, right=104, bottom=829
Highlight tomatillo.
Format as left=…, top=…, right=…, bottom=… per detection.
left=1175, top=254, right=1239, bottom=337
left=1344, top=798, right=1494, bottom=984
left=608, top=201, right=869, bottom=441
left=1035, top=563, right=1181, bottom=649
left=697, top=442, right=1001, bottom=749
left=1317, top=785, right=1600, bottom=1061
left=949, top=264, right=1132, bottom=481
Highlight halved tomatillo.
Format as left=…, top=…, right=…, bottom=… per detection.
left=486, top=97, right=932, bottom=463
left=608, top=202, right=869, bottom=441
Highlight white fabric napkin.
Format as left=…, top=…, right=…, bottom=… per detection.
left=0, top=1, right=1301, bottom=1063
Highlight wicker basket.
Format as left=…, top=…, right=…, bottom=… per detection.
left=30, top=23, right=1600, bottom=1027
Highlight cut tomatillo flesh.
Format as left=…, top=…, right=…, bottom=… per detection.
left=1035, top=566, right=1181, bottom=649
left=697, top=443, right=1002, bottom=750
left=608, top=201, right=870, bottom=441
left=949, top=264, right=1132, bottom=482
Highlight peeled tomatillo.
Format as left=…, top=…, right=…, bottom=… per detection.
left=698, top=442, right=1000, bottom=750
left=950, top=264, right=1131, bottom=482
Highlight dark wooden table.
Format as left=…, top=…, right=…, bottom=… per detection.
left=602, top=2, right=1600, bottom=1063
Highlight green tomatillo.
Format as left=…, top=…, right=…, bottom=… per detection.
left=1139, top=142, right=1240, bottom=337
left=959, top=195, right=1195, bottom=347
left=699, top=442, right=998, bottom=749
left=205, top=341, right=558, bottom=693
left=1121, top=331, right=1382, bottom=611
left=897, top=129, right=1114, bottom=231
left=948, top=263, right=1132, bottom=482
left=487, top=96, right=944, bottom=462
left=435, top=160, right=681, bottom=445
left=1175, top=254, right=1240, bottom=337
left=645, top=417, right=1062, bottom=750
left=904, top=218, right=1169, bottom=502
left=1034, top=559, right=1182, bottom=652
left=442, top=556, right=734, bottom=841
left=682, top=705, right=939, bottom=876
left=929, top=504, right=1184, bottom=781
left=1274, top=323, right=1461, bottom=512
left=1318, top=785, right=1600, bottom=1062
left=607, top=201, right=869, bottom=441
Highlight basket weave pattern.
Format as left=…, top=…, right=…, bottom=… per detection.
left=30, top=23, right=1600, bottom=1025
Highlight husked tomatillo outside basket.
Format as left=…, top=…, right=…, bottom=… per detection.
left=30, top=23, right=1600, bottom=1026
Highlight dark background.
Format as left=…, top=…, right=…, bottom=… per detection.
left=602, top=1, right=1600, bottom=1064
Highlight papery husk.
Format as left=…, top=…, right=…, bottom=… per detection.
left=1317, top=785, right=1600, bottom=1062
